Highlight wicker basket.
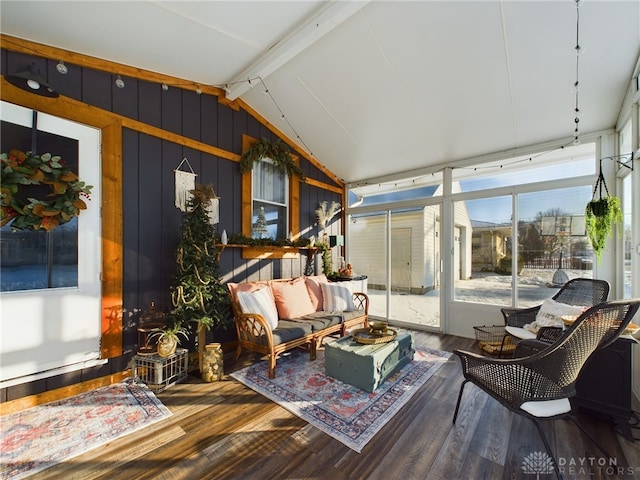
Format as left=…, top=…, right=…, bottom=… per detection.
left=473, top=325, right=515, bottom=355
left=352, top=327, right=397, bottom=345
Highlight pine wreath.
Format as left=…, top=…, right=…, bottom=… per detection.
left=1, top=149, right=93, bottom=231
left=240, top=137, right=306, bottom=180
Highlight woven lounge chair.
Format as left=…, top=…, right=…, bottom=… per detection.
left=453, top=299, right=640, bottom=480
left=498, top=277, right=610, bottom=355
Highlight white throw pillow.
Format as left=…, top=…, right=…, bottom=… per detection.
left=535, top=298, right=585, bottom=328
left=321, top=283, right=355, bottom=312
left=237, top=287, right=279, bottom=330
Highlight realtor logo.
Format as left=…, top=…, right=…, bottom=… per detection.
left=522, top=451, right=555, bottom=478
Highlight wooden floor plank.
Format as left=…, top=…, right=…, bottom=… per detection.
left=8, top=330, right=637, bottom=480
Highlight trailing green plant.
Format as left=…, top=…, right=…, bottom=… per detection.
left=170, top=183, right=231, bottom=335
left=318, top=242, right=334, bottom=276
left=585, top=165, right=623, bottom=262
left=226, top=232, right=311, bottom=248
left=240, top=137, right=306, bottom=180
left=585, top=195, right=622, bottom=261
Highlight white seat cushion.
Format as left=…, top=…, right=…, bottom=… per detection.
left=520, top=398, right=571, bottom=418
left=505, top=326, right=537, bottom=340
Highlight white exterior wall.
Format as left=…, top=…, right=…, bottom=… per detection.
left=349, top=216, right=387, bottom=287
left=349, top=208, right=444, bottom=292
left=453, top=199, right=473, bottom=280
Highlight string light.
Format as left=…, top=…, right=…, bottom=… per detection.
left=258, top=77, right=315, bottom=157
left=5, top=43, right=314, bottom=158
left=573, top=0, right=582, bottom=145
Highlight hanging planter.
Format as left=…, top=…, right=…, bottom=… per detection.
left=585, top=165, right=623, bottom=261
left=240, top=137, right=306, bottom=180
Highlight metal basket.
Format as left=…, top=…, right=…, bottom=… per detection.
left=473, top=325, right=515, bottom=355
left=133, top=348, right=188, bottom=392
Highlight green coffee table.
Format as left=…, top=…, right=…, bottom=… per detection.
left=324, top=332, right=414, bottom=392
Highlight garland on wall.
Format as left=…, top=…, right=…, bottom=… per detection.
left=1, top=149, right=92, bottom=231
left=240, top=137, right=306, bottom=180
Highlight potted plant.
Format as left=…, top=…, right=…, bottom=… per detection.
left=585, top=195, right=622, bottom=261
left=170, top=183, right=231, bottom=374
left=585, top=168, right=623, bottom=261
left=150, top=320, right=188, bottom=357
left=315, top=201, right=341, bottom=275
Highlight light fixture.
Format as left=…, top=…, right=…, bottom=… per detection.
left=196, top=85, right=202, bottom=95
left=5, top=63, right=59, bottom=97
left=115, top=75, right=125, bottom=88
left=162, top=83, right=168, bottom=91
left=56, top=60, right=68, bottom=74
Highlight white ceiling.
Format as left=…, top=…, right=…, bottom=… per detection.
left=1, top=1, right=638, bottom=184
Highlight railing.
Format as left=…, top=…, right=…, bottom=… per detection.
left=522, top=256, right=592, bottom=270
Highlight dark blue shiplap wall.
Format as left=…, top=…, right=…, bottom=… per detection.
left=0, top=49, right=342, bottom=400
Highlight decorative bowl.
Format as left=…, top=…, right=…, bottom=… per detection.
left=369, top=321, right=388, bottom=331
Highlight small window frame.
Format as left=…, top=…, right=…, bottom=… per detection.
left=241, top=135, right=299, bottom=239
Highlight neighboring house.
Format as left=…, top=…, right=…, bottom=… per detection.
left=349, top=186, right=472, bottom=293
left=471, top=220, right=510, bottom=271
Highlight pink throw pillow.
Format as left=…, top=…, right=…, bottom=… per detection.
left=305, top=274, right=328, bottom=311
left=270, top=278, right=316, bottom=319
left=227, top=282, right=268, bottom=302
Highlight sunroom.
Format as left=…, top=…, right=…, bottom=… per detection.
left=0, top=1, right=639, bottom=477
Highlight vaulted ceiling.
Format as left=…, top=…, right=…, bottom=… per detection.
left=1, top=1, right=638, bottom=184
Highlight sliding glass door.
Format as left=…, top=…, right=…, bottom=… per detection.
left=348, top=206, right=442, bottom=330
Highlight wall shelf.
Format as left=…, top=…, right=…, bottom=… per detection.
left=215, top=244, right=319, bottom=260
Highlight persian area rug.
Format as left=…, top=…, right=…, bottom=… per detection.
left=1, top=380, right=172, bottom=479
left=231, top=346, right=451, bottom=453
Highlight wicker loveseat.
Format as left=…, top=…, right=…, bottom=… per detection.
left=228, top=275, right=369, bottom=378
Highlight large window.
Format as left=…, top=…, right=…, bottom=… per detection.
left=252, top=158, right=289, bottom=239
left=450, top=144, right=595, bottom=307
left=1, top=219, right=79, bottom=292
left=452, top=143, right=595, bottom=191
left=1, top=121, right=80, bottom=292
left=349, top=143, right=596, bottom=321
left=454, top=196, right=512, bottom=306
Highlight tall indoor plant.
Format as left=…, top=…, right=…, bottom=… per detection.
left=170, top=183, right=230, bottom=373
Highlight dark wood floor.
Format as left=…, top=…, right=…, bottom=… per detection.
left=33, top=331, right=640, bottom=480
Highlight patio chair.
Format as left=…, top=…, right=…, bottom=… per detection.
left=452, top=299, right=640, bottom=480
left=499, top=277, right=610, bottom=355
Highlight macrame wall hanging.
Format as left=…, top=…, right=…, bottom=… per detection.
left=174, top=158, right=220, bottom=225
left=174, top=157, right=196, bottom=212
